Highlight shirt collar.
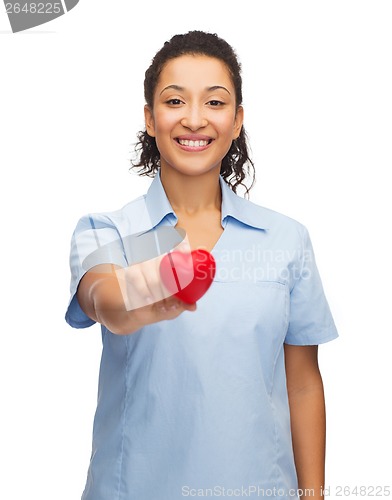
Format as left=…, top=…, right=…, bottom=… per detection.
left=145, top=168, right=268, bottom=230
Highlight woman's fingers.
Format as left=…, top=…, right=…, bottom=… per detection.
left=114, top=254, right=185, bottom=311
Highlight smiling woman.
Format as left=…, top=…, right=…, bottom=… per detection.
left=65, top=30, right=339, bottom=500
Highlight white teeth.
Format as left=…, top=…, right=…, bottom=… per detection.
left=178, top=139, right=209, bottom=147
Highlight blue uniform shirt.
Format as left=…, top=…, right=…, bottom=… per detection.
left=66, top=169, right=338, bottom=500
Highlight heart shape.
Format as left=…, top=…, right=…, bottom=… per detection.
left=159, top=249, right=216, bottom=304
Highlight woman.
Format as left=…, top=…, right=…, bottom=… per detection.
left=66, top=30, right=338, bottom=500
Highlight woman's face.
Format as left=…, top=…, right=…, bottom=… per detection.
left=144, top=54, right=243, bottom=177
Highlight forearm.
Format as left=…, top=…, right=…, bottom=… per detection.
left=77, top=267, right=142, bottom=335
left=91, top=278, right=142, bottom=335
left=288, top=379, right=326, bottom=500
left=77, top=264, right=195, bottom=335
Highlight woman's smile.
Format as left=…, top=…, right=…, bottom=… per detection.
left=174, top=134, right=214, bottom=152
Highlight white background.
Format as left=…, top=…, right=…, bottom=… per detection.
left=1, top=1, right=391, bottom=498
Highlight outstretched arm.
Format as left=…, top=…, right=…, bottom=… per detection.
left=77, top=263, right=196, bottom=335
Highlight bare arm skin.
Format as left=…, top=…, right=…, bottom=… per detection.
left=76, top=263, right=196, bottom=335
left=284, top=344, right=326, bottom=500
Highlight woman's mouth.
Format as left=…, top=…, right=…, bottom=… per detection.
left=174, top=137, right=213, bottom=152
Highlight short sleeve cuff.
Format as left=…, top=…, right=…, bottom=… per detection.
left=65, top=293, right=96, bottom=329
left=284, top=323, right=339, bottom=346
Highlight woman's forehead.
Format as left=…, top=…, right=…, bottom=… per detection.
left=157, top=54, right=233, bottom=90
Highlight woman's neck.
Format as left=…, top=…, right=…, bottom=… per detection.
left=159, top=166, right=222, bottom=216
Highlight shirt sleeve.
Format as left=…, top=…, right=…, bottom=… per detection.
left=284, top=225, right=339, bottom=345
left=65, top=213, right=128, bottom=329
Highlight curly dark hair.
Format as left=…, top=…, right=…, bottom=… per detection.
left=130, top=30, right=255, bottom=198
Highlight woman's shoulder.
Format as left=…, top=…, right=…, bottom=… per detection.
left=236, top=193, right=308, bottom=235
left=71, top=186, right=172, bottom=244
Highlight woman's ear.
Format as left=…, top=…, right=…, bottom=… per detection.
left=233, top=105, right=244, bottom=140
left=144, top=105, right=156, bottom=137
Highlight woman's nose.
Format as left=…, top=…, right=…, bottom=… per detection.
left=180, top=105, right=208, bottom=130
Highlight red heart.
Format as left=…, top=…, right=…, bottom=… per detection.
left=159, top=249, right=216, bottom=304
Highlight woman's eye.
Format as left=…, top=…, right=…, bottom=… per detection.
left=166, top=99, right=183, bottom=105
left=207, top=100, right=224, bottom=107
